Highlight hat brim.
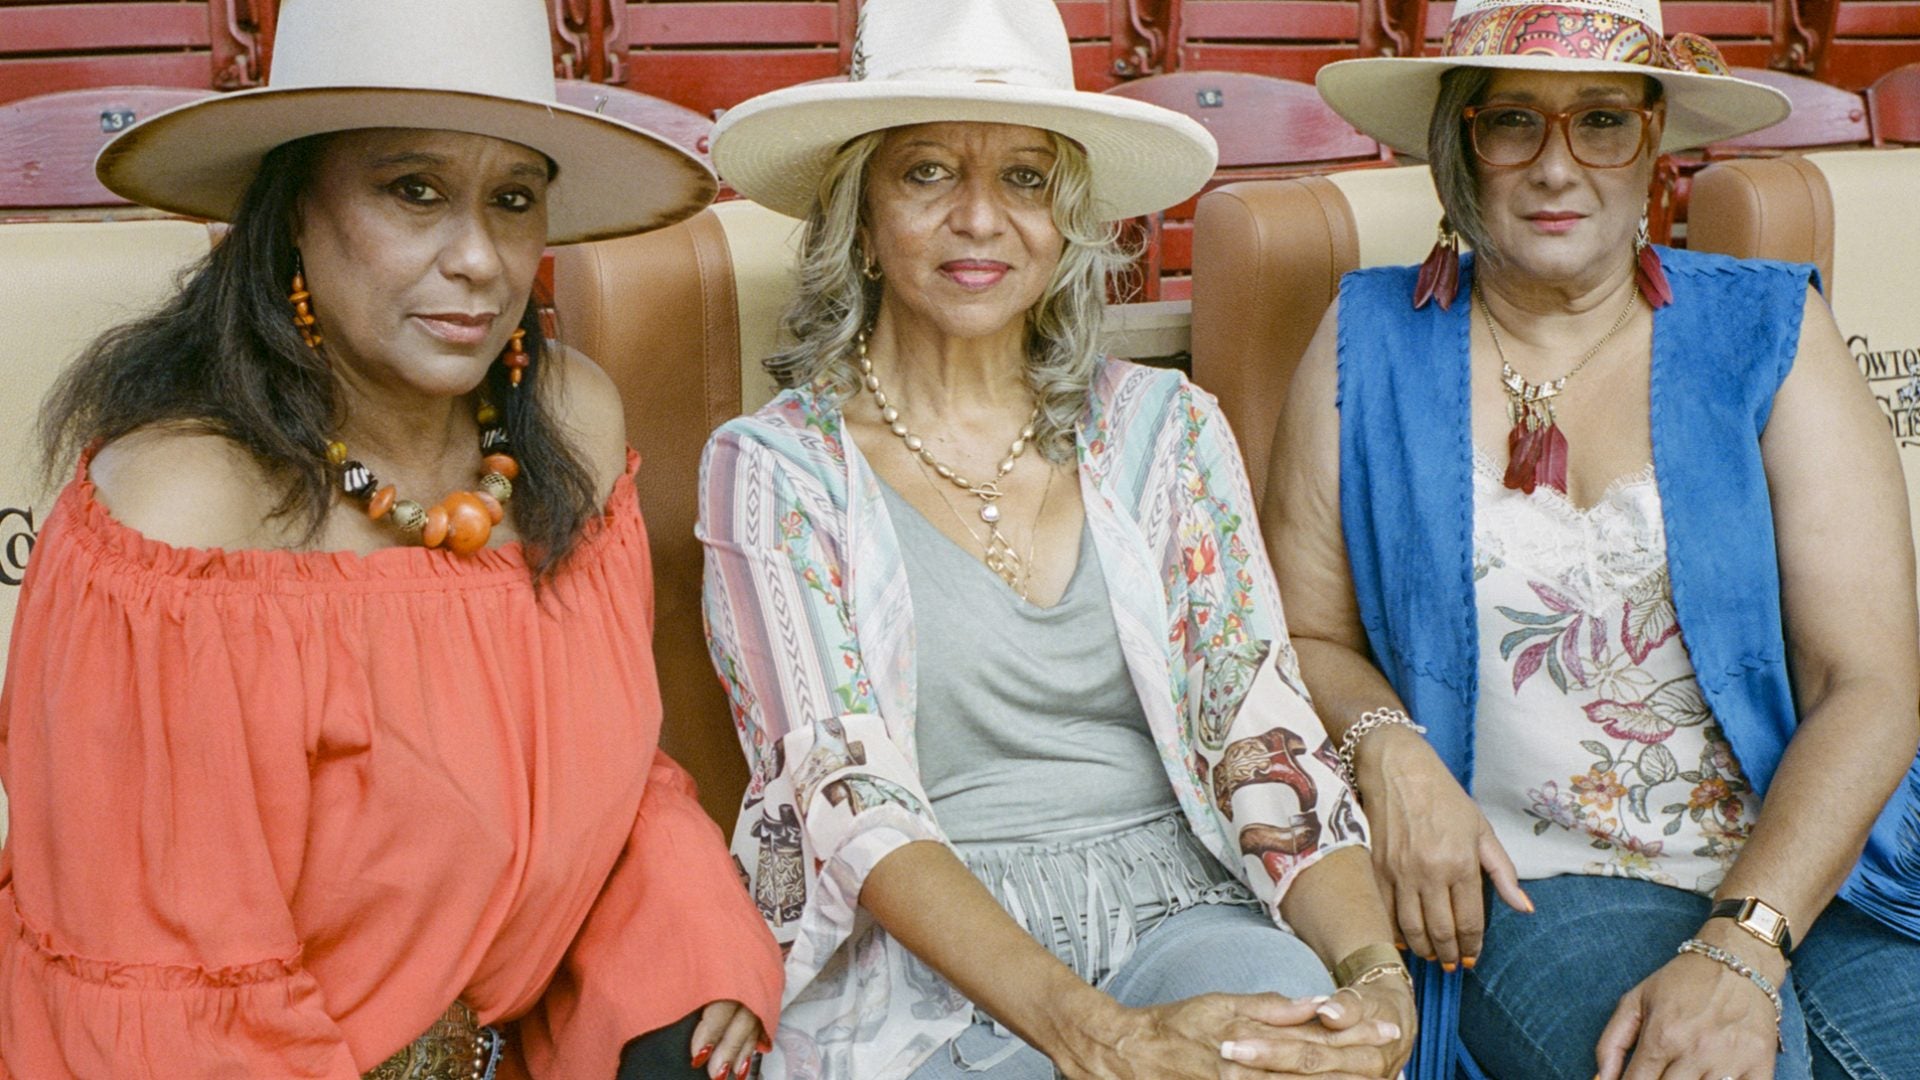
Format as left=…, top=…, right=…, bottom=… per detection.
left=96, top=87, right=717, bottom=244
left=1316, top=55, right=1792, bottom=158
left=711, top=80, right=1219, bottom=221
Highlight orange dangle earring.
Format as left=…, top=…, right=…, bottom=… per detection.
left=289, top=252, right=323, bottom=349
left=501, top=327, right=530, bottom=387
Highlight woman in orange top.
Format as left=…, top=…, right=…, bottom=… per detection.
left=0, top=2, right=780, bottom=1078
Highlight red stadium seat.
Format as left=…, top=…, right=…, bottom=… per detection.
left=1867, top=61, right=1920, bottom=144
left=553, top=78, right=714, bottom=160
left=1104, top=71, right=1389, bottom=299
left=0, top=87, right=216, bottom=215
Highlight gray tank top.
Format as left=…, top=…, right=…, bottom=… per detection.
left=880, top=477, right=1178, bottom=843
left=880, top=477, right=1255, bottom=991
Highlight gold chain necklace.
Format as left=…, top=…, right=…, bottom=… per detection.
left=1476, top=281, right=1640, bottom=494
left=915, top=453, right=1054, bottom=602
left=857, top=330, right=1040, bottom=590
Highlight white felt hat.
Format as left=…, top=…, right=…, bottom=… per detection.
left=1317, top=0, right=1791, bottom=157
left=96, top=0, right=714, bottom=244
left=710, top=0, right=1219, bottom=221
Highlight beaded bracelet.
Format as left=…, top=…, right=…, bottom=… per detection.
left=1335, top=707, right=1428, bottom=789
left=1676, top=938, right=1785, bottom=1048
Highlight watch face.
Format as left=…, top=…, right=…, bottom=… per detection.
left=1745, top=904, right=1787, bottom=943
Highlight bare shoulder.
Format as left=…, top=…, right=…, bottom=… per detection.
left=546, top=343, right=629, bottom=496
left=89, top=426, right=289, bottom=549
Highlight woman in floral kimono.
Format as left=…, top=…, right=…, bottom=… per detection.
left=696, top=2, right=1413, bottom=1078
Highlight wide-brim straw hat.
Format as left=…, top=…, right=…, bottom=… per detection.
left=1317, top=0, right=1792, bottom=157
left=96, top=0, right=714, bottom=244
left=710, top=0, right=1219, bottom=222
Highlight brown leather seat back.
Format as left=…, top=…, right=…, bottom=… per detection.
left=1190, top=166, right=1442, bottom=502
left=1689, top=148, right=1920, bottom=603
left=551, top=200, right=802, bottom=829
left=0, top=218, right=216, bottom=842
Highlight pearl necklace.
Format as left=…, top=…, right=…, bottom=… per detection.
left=856, top=331, right=1039, bottom=590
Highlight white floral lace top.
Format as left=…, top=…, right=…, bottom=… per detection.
left=1469, top=448, right=1760, bottom=894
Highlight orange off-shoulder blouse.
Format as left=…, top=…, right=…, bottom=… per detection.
left=0, top=451, right=781, bottom=1079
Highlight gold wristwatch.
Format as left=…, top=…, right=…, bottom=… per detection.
left=1708, top=896, right=1794, bottom=953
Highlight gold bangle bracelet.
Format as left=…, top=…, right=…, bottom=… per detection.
left=1332, top=943, right=1408, bottom=988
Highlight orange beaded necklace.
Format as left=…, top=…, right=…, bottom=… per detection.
left=327, top=330, right=526, bottom=555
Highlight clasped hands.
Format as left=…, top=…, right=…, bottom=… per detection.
left=1085, top=979, right=1413, bottom=1080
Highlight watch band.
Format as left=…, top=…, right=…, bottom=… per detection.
left=1709, top=896, right=1795, bottom=953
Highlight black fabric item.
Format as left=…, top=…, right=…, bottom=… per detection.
left=616, top=1008, right=710, bottom=1079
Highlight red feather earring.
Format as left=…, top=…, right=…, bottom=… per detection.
left=1414, top=218, right=1462, bottom=310
left=1634, top=213, right=1672, bottom=309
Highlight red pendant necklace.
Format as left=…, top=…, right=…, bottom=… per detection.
left=1477, top=282, right=1640, bottom=495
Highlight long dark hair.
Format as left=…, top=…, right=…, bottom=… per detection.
left=40, top=134, right=601, bottom=579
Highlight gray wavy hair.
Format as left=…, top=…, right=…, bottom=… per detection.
left=764, top=128, right=1131, bottom=465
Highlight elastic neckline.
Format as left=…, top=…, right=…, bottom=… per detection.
left=63, top=447, right=643, bottom=594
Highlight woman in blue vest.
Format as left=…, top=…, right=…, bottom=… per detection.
left=1265, top=0, right=1920, bottom=1077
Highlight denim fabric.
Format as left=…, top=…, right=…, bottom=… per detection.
left=1461, top=876, right=1920, bottom=1079
left=905, top=903, right=1334, bottom=1079
left=1788, top=897, right=1920, bottom=1080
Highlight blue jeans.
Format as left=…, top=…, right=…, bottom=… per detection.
left=1459, top=875, right=1920, bottom=1080
left=907, top=902, right=1335, bottom=1078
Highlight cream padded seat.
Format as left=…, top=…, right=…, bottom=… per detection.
left=1688, top=148, right=1920, bottom=604
left=1190, top=166, right=1444, bottom=502
left=0, top=219, right=217, bottom=842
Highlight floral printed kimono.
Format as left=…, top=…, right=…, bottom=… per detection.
left=698, top=359, right=1366, bottom=1079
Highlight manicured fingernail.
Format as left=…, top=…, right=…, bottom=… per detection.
left=1394, top=941, right=1407, bottom=951
left=1443, top=961, right=1458, bottom=973
left=1463, top=955, right=1478, bottom=970
left=735, top=1061, right=750, bottom=1080
left=691, top=1045, right=714, bottom=1069
left=1317, top=1001, right=1345, bottom=1022
left=1220, top=1040, right=1256, bottom=1063
left=1523, top=896, right=1537, bottom=914
left=1310, top=994, right=1331, bottom=1004
left=1380, top=1022, right=1402, bottom=1040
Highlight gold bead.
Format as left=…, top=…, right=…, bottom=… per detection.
left=478, top=471, right=513, bottom=503
left=389, top=499, right=427, bottom=537
left=326, top=441, right=348, bottom=466
left=476, top=402, right=501, bottom=426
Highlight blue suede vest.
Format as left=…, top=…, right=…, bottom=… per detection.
left=1335, top=247, right=1920, bottom=1080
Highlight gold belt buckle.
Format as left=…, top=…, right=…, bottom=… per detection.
left=363, top=1001, right=502, bottom=1080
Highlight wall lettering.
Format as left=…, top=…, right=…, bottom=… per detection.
left=0, top=506, right=34, bottom=588
left=1849, top=335, right=1920, bottom=450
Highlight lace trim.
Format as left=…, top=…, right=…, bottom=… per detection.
left=1472, top=446, right=1665, bottom=601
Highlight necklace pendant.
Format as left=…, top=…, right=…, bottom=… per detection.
left=980, top=503, right=1001, bottom=524
left=1503, top=418, right=1571, bottom=495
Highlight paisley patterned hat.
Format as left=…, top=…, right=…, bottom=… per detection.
left=1316, top=0, right=1791, bottom=156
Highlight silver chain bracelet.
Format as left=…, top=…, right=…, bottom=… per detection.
left=1334, top=707, right=1427, bottom=789
left=1676, top=938, right=1786, bottom=1048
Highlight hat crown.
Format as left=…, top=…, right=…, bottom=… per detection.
left=851, top=0, right=1074, bottom=91
left=1448, top=0, right=1665, bottom=40
left=269, top=0, right=558, bottom=103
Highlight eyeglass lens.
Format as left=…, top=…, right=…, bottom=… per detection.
left=1471, top=106, right=1646, bottom=167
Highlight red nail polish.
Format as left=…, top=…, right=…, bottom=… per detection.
left=735, top=1060, right=751, bottom=1080
left=691, top=1044, right=714, bottom=1069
